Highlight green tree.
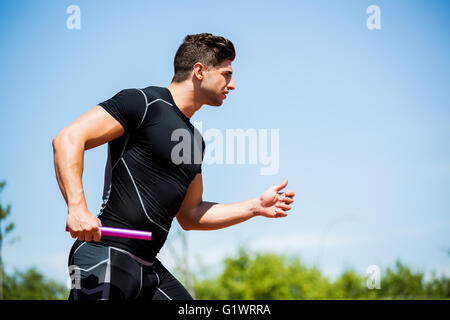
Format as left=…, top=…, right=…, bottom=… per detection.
left=0, top=180, right=14, bottom=300
left=375, top=260, right=449, bottom=299
left=333, top=269, right=379, bottom=299
left=194, top=248, right=450, bottom=300
left=194, top=247, right=334, bottom=299
left=378, top=260, right=425, bottom=299
left=0, top=180, right=68, bottom=300
left=424, top=271, right=450, bottom=299
left=3, top=267, right=69, bottom=300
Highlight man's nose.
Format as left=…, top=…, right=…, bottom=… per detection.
left=228, top=77, right=236, bottom=91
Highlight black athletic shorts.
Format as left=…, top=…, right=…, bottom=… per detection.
left=67, top=240, right=193, bottom=300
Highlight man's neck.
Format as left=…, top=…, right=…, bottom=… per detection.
left=167, top=81, right=203, bottom=120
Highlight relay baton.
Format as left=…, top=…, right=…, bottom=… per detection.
left=65, top=225, right=152, bottom=241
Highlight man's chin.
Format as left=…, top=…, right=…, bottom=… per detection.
left=207, top=100, right=223, bottom=107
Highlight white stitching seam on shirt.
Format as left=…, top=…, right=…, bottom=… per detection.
left=121, top=158, right=169, bottom=233
left=136, top=88, right=173, bottom=129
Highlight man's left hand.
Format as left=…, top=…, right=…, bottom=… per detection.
left=256, top=178, right=295, bottom=218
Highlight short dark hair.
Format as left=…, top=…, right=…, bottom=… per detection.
left=171, top=33, right=236, bottom=83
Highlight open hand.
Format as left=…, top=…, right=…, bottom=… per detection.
left=257, top=178, right=295, bottom=218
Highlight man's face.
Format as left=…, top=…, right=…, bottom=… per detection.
left=199, top=60, right=235, bottom=106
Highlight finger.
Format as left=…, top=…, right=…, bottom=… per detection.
left=282, top=197, right=294, bottom=204
left=276, top=203, right=292, bottom=211
left=284, top=190, right=295, bottom=197
left=84, top=230, right=93, bottom=242
left=275, top=208, right=288, bottom=218
left=70, top=231, right=77, bottom=239
left=278, top=192, right=294, bottom=202
left=93, top=219, right=102, bottom=241
left=78, top=232, right=85, bottom=242
left=278, top=193, right=295, bottom=201
left=275, top=178, right=288, bottom=192
left=93, top=227, right=102, bottom=242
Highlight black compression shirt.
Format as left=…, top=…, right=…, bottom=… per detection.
left=96, top=86, right=205, bottom=261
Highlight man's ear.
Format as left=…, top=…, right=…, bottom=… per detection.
left=193, top=62, right=206, bottom=80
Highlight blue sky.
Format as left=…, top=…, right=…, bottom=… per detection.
left=0, top=0, right=449, bottom=287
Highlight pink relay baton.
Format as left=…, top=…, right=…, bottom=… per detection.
left=65, top=225, right=152, bottom=241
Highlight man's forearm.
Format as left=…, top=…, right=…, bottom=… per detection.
left=52, top=134, right=88, bottom=210
left=181, top=198, right=261, bottom=231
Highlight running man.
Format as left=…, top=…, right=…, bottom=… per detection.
left=52, top=33, right=295, bottom=300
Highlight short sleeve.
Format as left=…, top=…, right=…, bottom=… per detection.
left=98, top=89, right=147, bottom=132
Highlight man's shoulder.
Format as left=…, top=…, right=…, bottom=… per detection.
left=139, top=86, right=172, bottom=105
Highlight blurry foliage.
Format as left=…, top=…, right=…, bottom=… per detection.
left=0, top=247, right=448, bottom=300
left=3, top=267, right=69, bottom=300
left=194, top=247, right=449, bottom=300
